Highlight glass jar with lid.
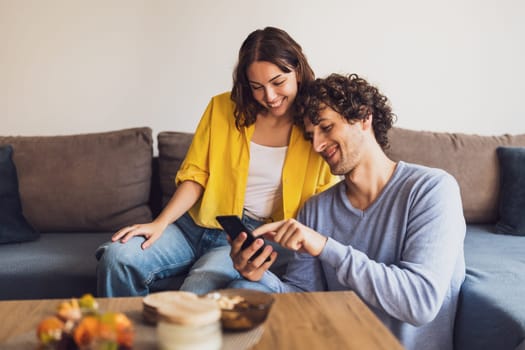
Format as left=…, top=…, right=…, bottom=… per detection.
left=156, top=294, right=222, bottom=350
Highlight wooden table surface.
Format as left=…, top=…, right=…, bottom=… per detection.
left=0, top=291, right=403, bottom=349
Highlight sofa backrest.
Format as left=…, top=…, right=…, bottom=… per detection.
left=156, top=128, right=525, bottom=225
left=9, top=126, right=506, bottom=230
left=0, top=128, right=153, bottom=232
left=157, top=131, right=194, bottom=206
left=386, top=127, right=525, bottom=224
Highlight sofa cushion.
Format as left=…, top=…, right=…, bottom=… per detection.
left=157, top=131, right=193, bottom=205
left=0, top=145, right=39, bottom=244
left=386, top=128, right=525, bottom=224
left=0, top=232, right=114, bottom=299
left=495, top=147, right=525, bottom=235
left=454, top=224, right=525, bottom=349
left=0, top=128, right=153, bottom=232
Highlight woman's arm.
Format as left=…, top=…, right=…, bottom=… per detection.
left=111, top=180, right=204, bottom=249
left=155, top=180, right=204, bottom=228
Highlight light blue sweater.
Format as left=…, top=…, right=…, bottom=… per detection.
left=259, top=161, right=466, bottom=350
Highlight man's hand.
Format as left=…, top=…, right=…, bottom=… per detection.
left=253, top=219, right=328, bottom=256
left=111, top=221, right=167, bottom=250
left=229, top=232, right=277, bottom=281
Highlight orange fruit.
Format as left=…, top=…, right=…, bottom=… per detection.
left=100, top=312, right=134, bottom=347
left=36, top=316, right=64, bottom=344
left=115, top=313, right=134, bottom=347
left=73, top=315, right=100, bottom=347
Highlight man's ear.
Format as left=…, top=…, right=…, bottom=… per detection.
left=360, top=113, right=372, bottom=130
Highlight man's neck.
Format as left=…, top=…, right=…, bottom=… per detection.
left=344, top=151, right=397, bottom=211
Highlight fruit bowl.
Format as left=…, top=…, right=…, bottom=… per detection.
left=205, top=288, right=274, bottom=331
left=36, top=294, right=134, bottom=350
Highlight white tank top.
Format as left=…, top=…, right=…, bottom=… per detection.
left=244, top=141, right=288, bottom=219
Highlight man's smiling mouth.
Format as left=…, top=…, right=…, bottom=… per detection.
left=323, top=145, right=338, bottom=162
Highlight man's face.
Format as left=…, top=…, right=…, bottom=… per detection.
left=303, top=106, right=364, bottom=176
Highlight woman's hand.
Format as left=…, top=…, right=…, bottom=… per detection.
left=111, top=180, right=204, bottom=250
left=253, top=219, right=328, bottom=257
left=111, top=221, right=168, bottom=250
left=229, top=233, right=277, bottom=281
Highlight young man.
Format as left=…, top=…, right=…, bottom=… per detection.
left=228, top=73, right=466, bottom=350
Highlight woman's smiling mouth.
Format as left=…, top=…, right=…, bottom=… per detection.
left=267, top=97, right=284, bottom=109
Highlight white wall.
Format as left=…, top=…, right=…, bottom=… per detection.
left=2, top=0, right=525, bottom=140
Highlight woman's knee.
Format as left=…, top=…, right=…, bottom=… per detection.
left=97, top=238, right=145, bottom=267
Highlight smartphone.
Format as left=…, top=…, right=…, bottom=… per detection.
left=216, top=215, right=270, bottom=262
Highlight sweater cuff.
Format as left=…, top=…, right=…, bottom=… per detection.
left=319, top=237, right=350, bottom=268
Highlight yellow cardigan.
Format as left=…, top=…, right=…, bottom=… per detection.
left=176, top=92, right=338, bottom=228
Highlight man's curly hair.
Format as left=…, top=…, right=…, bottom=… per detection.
left=295, top=73, right=396, bottom=150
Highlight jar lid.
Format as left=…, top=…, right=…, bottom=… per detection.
left=143, top=291, right=198, bottom=310
left=157, top=295, right=221, bottom=327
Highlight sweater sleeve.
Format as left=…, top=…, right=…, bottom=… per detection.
left=319, top=173, right=466, bottom=326
left=257, top=252, right=325, bottom=293
left=259, top=206, right=328, bottom=293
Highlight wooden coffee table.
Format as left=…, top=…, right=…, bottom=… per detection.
left=0, top=291, right=403, bottom=349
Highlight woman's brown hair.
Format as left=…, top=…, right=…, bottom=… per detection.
left=231, top=27, right=314, bottom=128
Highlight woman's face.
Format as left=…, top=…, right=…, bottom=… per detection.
left=246, top=61, right=299, bottom=119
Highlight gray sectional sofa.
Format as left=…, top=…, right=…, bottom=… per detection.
left=1, top=126, right=525, bottom=349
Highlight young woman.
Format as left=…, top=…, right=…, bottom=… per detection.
left=96, top=27, right=338, bottom=296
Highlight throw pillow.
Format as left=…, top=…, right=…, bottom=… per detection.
left=495, top=146, right=525, bottom=235
left=386, top=127, right=525, bottom=224
left=0, top=128, right=153, bottom=232
left=0, top=145, right=39, bottom=244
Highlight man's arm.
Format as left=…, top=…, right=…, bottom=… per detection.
left=319, top=173, right=465, bottom=326
left=229, top=208, right=328, bottom=293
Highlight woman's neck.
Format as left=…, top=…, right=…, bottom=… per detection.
left=251, top=114, right=293, bottom=147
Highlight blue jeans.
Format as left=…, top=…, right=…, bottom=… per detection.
left=227, top=277, right=277, bottom=292
left=95, top=212, right=267, bottom=297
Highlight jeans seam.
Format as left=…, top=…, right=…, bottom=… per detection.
left=144, top=258, right=195, bottom=285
